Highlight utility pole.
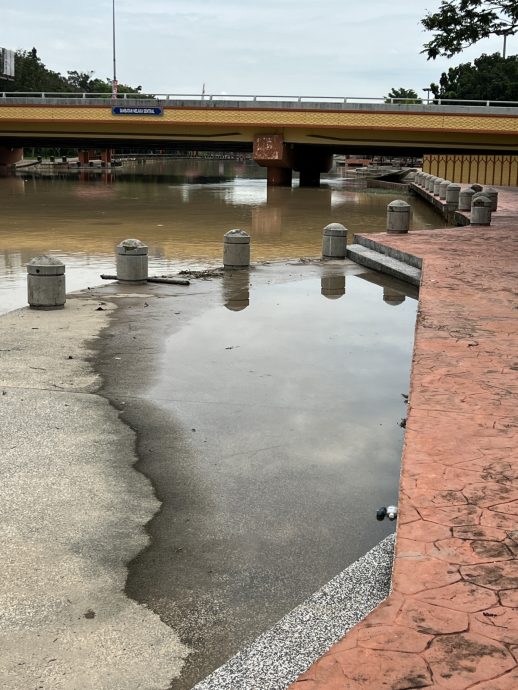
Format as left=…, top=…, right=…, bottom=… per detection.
left=112, top=0, right=118, bottom=97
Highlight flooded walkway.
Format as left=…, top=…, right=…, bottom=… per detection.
left=289, top=189, right=518, bottom=690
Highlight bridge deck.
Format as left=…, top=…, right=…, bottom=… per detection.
left=289, top=189, right=518, bottom=689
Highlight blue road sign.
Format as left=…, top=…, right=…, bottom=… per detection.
left=112, top=106, right=163, bottom=116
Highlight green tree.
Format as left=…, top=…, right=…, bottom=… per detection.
left=0, top=47, right=142, bottom=95
left=422, top=1, right=518, bottom=59
left=385, top=87, right=422, bottom=104
left=66, top=70, right=142, bottom=94
left=0, top=48, right=69, bottom=92
left=430, top=52, right=518, bottom=101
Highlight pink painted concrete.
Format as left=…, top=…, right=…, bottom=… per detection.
left=289, top=187, right=518, bottom=690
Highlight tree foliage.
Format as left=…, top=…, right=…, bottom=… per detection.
left=385, top=87, right=422, bottom=104
left=430, top=52, right=518, bottom=100
left=422, top=1, right=518, bottom=59
left=0, top=48, right=141, bottom=94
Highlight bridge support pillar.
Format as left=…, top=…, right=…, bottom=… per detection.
left=293, top=147, right=333, bottom=188
left=101, top=149, right=113, bottom=167
left=0, top=146, right=23, bottom=166
left=266, top=166, right=292, bottom=187
left=78, top=150, right=90, bottom=166
left=253, top=134, right=293, bottom=187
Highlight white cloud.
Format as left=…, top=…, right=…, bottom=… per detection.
left=1, top=0, right=512, bottom=96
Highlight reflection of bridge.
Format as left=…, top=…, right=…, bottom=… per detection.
left=1, top=94, right=518, bottom=185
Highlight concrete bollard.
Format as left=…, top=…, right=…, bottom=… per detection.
left=322, top=223, right=347, bottom=259
left=446, top=183, right=461, bottom=209
left=439, top=180, right=452, bottom=200
left=471, top=195, right=492, bottom=225
left=27, top=255, right=66, bottom=310
left=416, top=172, right=424, bottom=186
left=425, top=175, right=435, bottom=191
left=458, top=188, right=476, bottom=211
left=429, top=176, right=439, bottom=192
left=387, top=200, right=411, bottom=234
left=483, top=187, right=499, bottom=212
left=116, top=238, right=148, bottom=282
left=470, top=183, right=483, bottom=193
left=223, top=229, right=251, bottom=268
left=433, top=178, right=444, bottom=196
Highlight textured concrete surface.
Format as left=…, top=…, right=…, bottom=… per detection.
left=346, top=244, right=421, bottom=285
left=289, top=187, right=518, bottom=689
left=192, top=535, right=395, bottom=690
left=0, top=298, right=188, bottom=689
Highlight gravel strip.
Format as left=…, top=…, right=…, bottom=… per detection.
left=193, top=534, right=395, bottom=690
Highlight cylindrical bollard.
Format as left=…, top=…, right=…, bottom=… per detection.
left=471, top=195, right=492, bottom=225
left=483, top=187, right=498, bottom=212
left=27, top=255, right=66, bottom=310
left=322, top=223, right=347, bottom=258
left=470, top=183, right=483, bottom=193
left=223, top=229, right=251, bottom=268
left=425, top=175, right=435, bottom=191
left=458, top=187, right=475, bottom=211
left=416, top=172, right=424, bottom=186
left=433, top=178, right=444, bottom=196
left=446, top=183, right=461, bottom=209
left=387, top=200, right=411, bottom=234
left=439, top=180, right=451, bottom=200
left=116, top=238, right=148, bottom=282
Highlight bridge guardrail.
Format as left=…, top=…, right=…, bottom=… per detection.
left=1, top=92, right=518, bottom=109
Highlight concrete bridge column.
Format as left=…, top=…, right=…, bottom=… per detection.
left=101, top=149, right=113, bottom=167
left=0, top=146, right=23, bottom=166
left=78, top=150, right=90, bottom=166
left=293, top=147, right=333, bottom=188
left=253, top=134, right=293, bottom=187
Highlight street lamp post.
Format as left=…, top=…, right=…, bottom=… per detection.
left=423, top=87, right=432, bottom=104
left=112, top=0, right=118, bottom=97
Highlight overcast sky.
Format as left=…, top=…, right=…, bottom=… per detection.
left=2, top=0, right=509, bottom=97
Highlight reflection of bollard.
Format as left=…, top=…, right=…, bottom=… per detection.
left=446, top=183, right=461, bottom=209
left=483, top=187, right=498, bottom=212
left=433, top=178, right=444, bottom=196
left=458, top=188, right=475, bottom=211
left=383, top=287, right=405, bottom=306
left=471, top=195, right=492, bottom=225
left=321, top=274, right=346, bottom=299
left=116, top=238, right=148, bottom=282
left=27, top=256, right=66, bottom=310
left=439, top=180, right=451, bottom=200
left=223, top=270, right=250, bottom=310
left=322, top=223, right=347, bottom=259
left=223, top=229, right=250, bottom=268
left=470, top=183, right=483, bottom=193
left=387, top=200, right=411, bottom=234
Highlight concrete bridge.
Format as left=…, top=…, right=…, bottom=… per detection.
left=1, top=94, right=518, bottom=185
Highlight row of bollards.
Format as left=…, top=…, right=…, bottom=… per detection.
left=26, top=198, right=411, bottom=309
left=414, top=172, right=497, bottom=225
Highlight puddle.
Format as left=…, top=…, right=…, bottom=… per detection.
left=124, top=268, right=416, bottom=689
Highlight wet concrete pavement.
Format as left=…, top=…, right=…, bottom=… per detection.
left=0, top=298, right=188, bottom=690
left=289, top=188, right=518, bottom=690
left=93, top=261, right=416, bottom=689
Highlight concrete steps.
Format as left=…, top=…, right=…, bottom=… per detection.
left=346, top=236, right=421, bottom=286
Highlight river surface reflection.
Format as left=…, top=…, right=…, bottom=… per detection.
left=0, top=160, right=441, bottom=314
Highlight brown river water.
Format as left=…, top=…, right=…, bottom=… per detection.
left=0, top=159, right=442, bottom=314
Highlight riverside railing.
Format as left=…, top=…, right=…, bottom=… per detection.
left=1, top=92, right=518, bottom=108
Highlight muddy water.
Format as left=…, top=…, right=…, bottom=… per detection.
left=105, top=264, right=417, bottom=689
left=0, top=160, right=441, bottom=314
